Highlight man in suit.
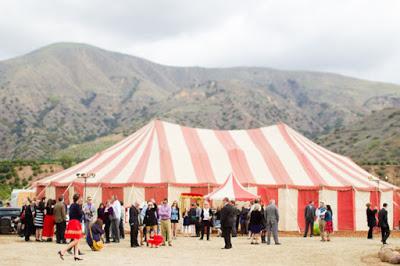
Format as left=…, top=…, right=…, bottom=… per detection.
left=378, top=203, right=390, bottom=245
left=220, top=197, right=235, bottom=249
left=54, top=196, right=67, bottom=244
left=304, top=201, right=316, bottom=237
left=129, top=201, right=140, bottom=247
left=366, top=203, right=378, bottom=239
left=264, top=199, right=281, bottom=245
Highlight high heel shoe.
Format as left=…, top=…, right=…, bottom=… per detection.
left=74, top=257, right=83, bottom=261
left=57, top=251, right=64, bottom=260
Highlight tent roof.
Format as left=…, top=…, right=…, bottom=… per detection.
left=204, top=173, right=258, bottom=201
left=37, top=120, right=396, bottom=191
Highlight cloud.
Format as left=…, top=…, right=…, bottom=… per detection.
left=0, top=0, right=399, bottom=83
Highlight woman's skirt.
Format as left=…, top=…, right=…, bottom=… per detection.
left=325, top=221, right=333, bottom=233
left=171, top=219, right=179, bottom=224
left=34, top=211, right=44, bottom=229
left=250, top=224, right=263, bottom=234
left=65, top=219, right=84, bottom=240
left=42, top=215, right=55, bottom=237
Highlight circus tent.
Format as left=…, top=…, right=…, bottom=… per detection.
left=204, top=173, right=258, bottom=201
left=35, top=120, right=399, bottom=231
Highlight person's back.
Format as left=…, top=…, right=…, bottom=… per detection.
left=54, top=201, right=66, bottom=223
left=378, top=208, right=388, bottom=227
left=265, top=204, right=279, bottom=224
left=367, top=208, right=377, bottom=226
left=220, top=203, right=235, bottom=228
left=250, top=210, right=263, bottom=225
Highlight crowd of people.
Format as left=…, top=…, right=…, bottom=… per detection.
left=14, top=193, right=392, bottom=261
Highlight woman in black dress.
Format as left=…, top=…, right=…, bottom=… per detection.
left=249, top=204, right=263, bottom=245
left=143, top=201, right=158, bottom=246
left=24, top=199, right=35, bottom=241
left=58, top=193, right=84, bottom=261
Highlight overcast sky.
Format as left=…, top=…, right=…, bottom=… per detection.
left=1, top=0, right=400, bottom=84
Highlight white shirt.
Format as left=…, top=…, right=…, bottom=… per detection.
left=203, top=208, right=211, bottom=220
left=112, top=200, right=122, bottom=220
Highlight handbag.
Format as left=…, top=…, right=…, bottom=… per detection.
left=89, top=226, right=104, bottom=251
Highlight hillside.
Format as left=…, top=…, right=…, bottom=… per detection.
left=316, top=108, right=400, bottom=164
left=0, top=42, right=400, bottom=159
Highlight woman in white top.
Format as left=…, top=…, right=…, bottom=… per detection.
left=200, top=201, right=213, bottom=240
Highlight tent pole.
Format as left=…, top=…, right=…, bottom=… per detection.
left=63, top=181, right=74, bottom=196
left=37, top=182, right=52, bottom=199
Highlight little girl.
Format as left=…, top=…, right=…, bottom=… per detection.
left=147, top=231, right=163, bottom=248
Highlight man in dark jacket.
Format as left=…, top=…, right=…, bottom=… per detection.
left=304, top=201, right=316, bottom=237
left=366, top=203, right=377, bottom=239
left=129, top=202, right=140, bottom=247
left=378, top=203, right=390, bottom=245
left=220, top=197, right=235, bottom=249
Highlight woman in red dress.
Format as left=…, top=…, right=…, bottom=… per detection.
left=42, top=199, right=55, bottom=241
left=58, top=193, right=84, bottom=261
left=325, top=205, right=334, bottom=242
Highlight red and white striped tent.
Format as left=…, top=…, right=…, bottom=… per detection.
left=36, top=120, right=399, bottom=231
left=204, top=173, right=258, bottom=201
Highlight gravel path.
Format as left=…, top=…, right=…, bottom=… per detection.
left=0, top=234, right=397, bottom=266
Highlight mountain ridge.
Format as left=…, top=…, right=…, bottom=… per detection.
left=0, top=42, right=399, bottom=160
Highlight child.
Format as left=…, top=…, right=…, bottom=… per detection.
left=183, top=209, right=191, bottom=237
left=147, top=231, right=163, bottom=248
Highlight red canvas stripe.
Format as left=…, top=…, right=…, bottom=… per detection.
left=298, top=190, right=319, bottom=232
left=278, top=124, right=327, bottom=186
left=393, top=191, right=400, bottom=228
left=214, top=131, right=256, bottom=185
left=292, top=132, right=375, bottom=188
left=337, top=190, right=355, bottom=230
left=247, top=128, right=293, bottom=185
left=100, top=126, right=153, bottom=184
left=155, top=121, right=176, bottom=183
left=370, top=191, right=380, bottom=209
left=181, top=126, right=216, bottom=184
left=291, top=134, right=351, bottom=187
left=257, top=186, right=279, bottom=206
left=231, top=174, right=257, bottom=200
left=102, top=187, right=123, bottom=203
left=127, top=129, right=156, bottom=184
left=51, top=126, right=148, bottom=183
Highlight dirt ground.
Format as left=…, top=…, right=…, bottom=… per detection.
left=0, top=233, right=397, bottom=266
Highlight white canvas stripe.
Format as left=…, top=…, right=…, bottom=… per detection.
left=229, top=130, right=275, bottom=185
left=196, top=129, right=233, bottom=184
left=142, top=132, right=161, bottom=184
left=163, top=122, right=197, bottom=184
left=261, top=126, right=312, bottom=186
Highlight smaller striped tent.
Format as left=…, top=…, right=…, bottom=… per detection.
left=35, top=120, right=400, bottom=231
left=205, top=173, right=258, bottom=201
